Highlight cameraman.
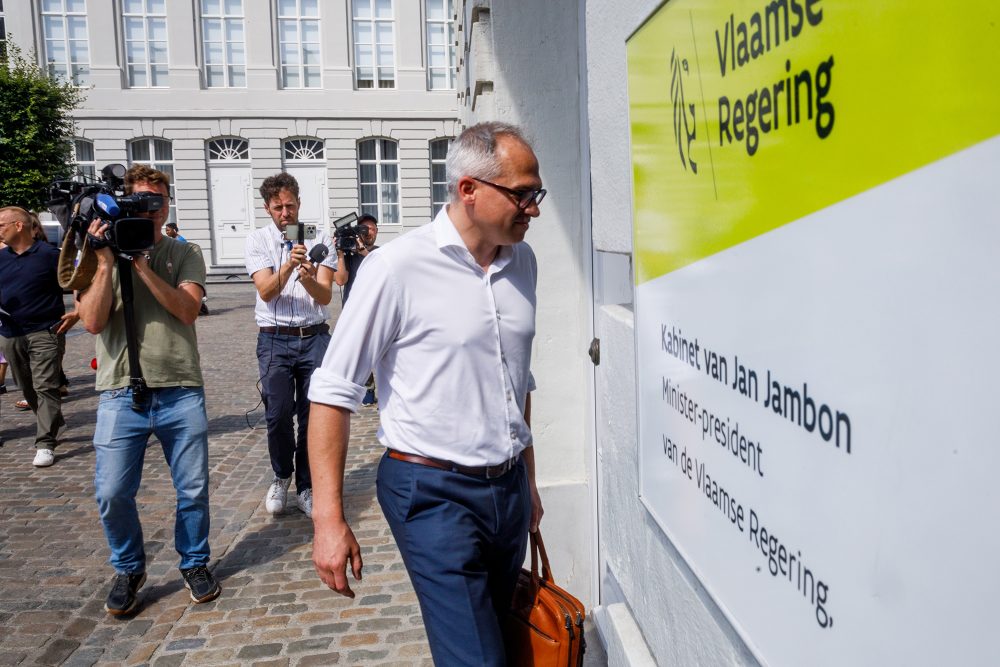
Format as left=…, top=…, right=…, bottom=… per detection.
left=333, top=214, right=379, bottom=305
left=77, top=164, right=220, bottom=616
left=245, top=173, right=336, bottom=520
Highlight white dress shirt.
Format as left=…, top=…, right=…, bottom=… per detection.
left=245, top=223, right=338, bottom=327
left=308, top=206, right=538, bottom=467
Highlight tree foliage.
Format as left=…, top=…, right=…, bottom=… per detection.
left=0, top=43, right=85, bottom=210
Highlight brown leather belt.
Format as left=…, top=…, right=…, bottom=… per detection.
left=387, top=448, right=520, bottom=479
left=259, top=323, right=329, bottom=337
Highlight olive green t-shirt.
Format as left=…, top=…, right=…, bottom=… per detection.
left=92, top=237, right=207, bottom=390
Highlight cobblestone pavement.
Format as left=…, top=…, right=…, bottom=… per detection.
left=0, top=283, right=432, bottom=666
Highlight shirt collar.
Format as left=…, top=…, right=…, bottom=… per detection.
left=265, top=222, right=285, bottom=242
left=433, top=206, right=514, bottom=271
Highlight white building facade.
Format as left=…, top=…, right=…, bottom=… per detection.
left=4, top=0, right=460, bottom=271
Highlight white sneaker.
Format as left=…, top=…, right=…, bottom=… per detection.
left=297, top=488, right=313, bottom=518
left=264, top=476, right=292, bottom=514
left=33, top=449, right=55, bottom=467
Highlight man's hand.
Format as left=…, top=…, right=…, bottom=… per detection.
left=54, top=310, right=80, bottom=335
left=289, top=243, right=308, bottom=268
left=529, top=481, right=544, bottom=533
left=86, top=220, right=114, bottom=262
left=313, top=518, right=364, bottom=598
left=297, top=259, right=317, bottom=283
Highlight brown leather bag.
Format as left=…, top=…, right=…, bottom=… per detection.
left=504, top=530, right=586, bottom=666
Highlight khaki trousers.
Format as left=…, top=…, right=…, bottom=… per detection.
left=0, top=329, right=66, bottom=450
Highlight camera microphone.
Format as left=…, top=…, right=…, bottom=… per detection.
left=308, top=243, right=329, bottom=265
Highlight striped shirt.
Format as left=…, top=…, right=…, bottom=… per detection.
left=245, top=222, right=338, bottom=327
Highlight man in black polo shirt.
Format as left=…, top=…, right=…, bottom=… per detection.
left=0, top=206, right=77, bottom=467
left=333, top=214, right=379, bottom=305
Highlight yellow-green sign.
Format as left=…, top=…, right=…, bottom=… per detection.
left=628, top=0, right=1000, bottom=284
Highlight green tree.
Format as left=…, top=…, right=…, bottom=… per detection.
left=0, top=43, right=85, bottom=210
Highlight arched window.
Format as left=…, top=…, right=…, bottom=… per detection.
left=73, top=138, right=96, bottom=182
left=208, top=137, right=250, bottom=161
left=283, top=138, right=325, bottom=162
left=358, top=138, right=399, bottom=225
left=429, top=137, right=452, bottom=216
left=128, top=137, right=176, bottom=224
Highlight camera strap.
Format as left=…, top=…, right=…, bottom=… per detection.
left=117, top=255, right=149, bottom=412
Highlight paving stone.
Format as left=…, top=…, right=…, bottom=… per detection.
left=294, top=653, right=341, bottom=666
left=237, top=643, right=283, bottom=659
left=36, top=639, right=81, bottom=665
left=287, top=637, right=334, bottom=653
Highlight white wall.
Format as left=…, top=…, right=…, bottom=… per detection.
left=457, top=1, right=594, bottom=607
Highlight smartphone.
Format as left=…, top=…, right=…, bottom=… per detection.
left=285, top=223, right=317, bottom=241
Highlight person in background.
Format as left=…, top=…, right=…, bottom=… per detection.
left=164, top=222, right=186, bottom=242
left=0, top=206, right=77, bottom=466
left=77, top=164, right=220, bottom=615
left=245, top=172, right=337, bottom=519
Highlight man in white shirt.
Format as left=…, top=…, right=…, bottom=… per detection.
left=245, top=173, right=336, bottom=519
left=308, top=122, right=547, bottom=665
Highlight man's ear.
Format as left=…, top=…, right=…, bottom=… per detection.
left=457, top=177, right=477, bottom=204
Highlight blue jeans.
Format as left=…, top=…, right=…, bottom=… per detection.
left=93, top=386, right=210, bottom=574
left=256, top=331, right=330, bottom=493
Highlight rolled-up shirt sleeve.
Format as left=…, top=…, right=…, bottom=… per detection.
left=308, top=251, right=401, bottom=411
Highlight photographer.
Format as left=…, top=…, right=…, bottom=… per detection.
left=245, top=173, right=336, bottom=519
left=333, top=214, right=379, bottom=305
left=77, top=164, right=220, bottom=616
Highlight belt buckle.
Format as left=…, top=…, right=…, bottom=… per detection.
left=486, top=457, right=513, bottom=480
left=298, top=326, right=307, bottom=338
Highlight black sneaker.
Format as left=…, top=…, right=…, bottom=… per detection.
left=180, top=565, right=221, bottom=603
left=105, top=571, right=146, bottom=616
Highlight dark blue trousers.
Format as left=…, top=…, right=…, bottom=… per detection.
left=377, top=452, right=530, bottom=667
left=256, top=332, right=330, bottom=493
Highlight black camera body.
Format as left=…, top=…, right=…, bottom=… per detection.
left=334, top=223, right=362, bottom=255
left=331, top=212, right=362, bottom=256
left=49, top=163, right=157, bottom=256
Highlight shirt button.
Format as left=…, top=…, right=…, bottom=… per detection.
left=496, top=313, right=501, bottom=321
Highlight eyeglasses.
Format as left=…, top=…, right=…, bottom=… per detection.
left=471, top=178, right=546, bottom=210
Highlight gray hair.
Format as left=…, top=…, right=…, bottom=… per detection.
left=445, top=122, right=530, bottom=199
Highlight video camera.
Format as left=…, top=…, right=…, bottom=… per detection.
left=332, top=212, right=362, bottom=255
left=49, top=163, right=159, bottom=256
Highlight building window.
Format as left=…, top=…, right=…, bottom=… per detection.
left=201, top=0, right=245, bottom=87
left=208, top=137, right=249, bottom=161
left=429, top=137, right=451, bottom=216
left=283, top=138, right=324, bottom=161
left=352, top=0, right=395, bottom=89
left=128, top=138, right=176, bottom=224
left=123, top=0, right=169, bottom=88
left=41, top=0, right=90, bottom=85
left=358, top=138, right=399, bottom=225
left=73, top=139, right=96, bottom=182
left=425, top=0, right=455, bottom=90
left=278, top=0, right=320, bottom=89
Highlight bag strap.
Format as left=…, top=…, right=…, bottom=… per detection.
left=117, top=255, right=149, bottom=411
left=529, top=530, right=554, bottom=584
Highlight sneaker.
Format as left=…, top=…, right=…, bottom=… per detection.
left=15, top=399, right=29, bottom=410
left=297, top=488, right=313, bottom=518
left=32, top=449, right=55, bottom=467
left=362, top=388, right=377, bottom=406
left=265, top=476, right=292, bottom=514
left=105, top=571, right=146, bottom=616
left=180, top=565, right=221, bottom=604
